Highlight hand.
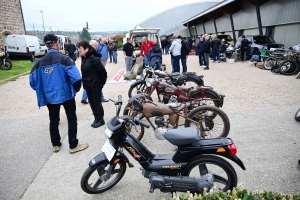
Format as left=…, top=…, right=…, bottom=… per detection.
left=186, top=55, right=188, bottom=58
left=125, top=55, right=127, bottom=58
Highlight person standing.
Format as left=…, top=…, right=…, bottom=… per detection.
left=165, top=38, right=170, bottom=55
left=169, top=36, right=182, bottom=73
left=108, top=39, right=114, bottom=63
left=78, top=41, right=107, bottom=128
left=203, top=35, right=211, bottom=70
left=98, top=38, right=109, bottom=67
left=123, top=39, right=134, bottom=72
left=65, top=40, right=77, bottom=62
left=211, top=35, right=221, bottom=63
left=197, top=37, right=206, bottom=67
left=161, top=38, right=167, bottom=54
left=177, top=35, right=190, bottom=73
left=240, top=35, right=249, bottom=62
left=188, top=37, right=193, bottom=51
left=140, top=37, right=156, bottom=66
left=219, top=39, right=228, bottom=55
left=29, top=34, right=88, bottom=154
left=108, top=39, right=118, bottom=64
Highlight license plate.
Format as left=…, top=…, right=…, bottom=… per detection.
left=102, top=140, right=116, bottom=162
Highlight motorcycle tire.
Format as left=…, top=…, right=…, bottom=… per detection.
left=182, top=155, right=238, bottom=192
left=189, top=89, right=220, bottom=108
left=295, top=108, right=300, bottom=121
left=81, top=160, right=127, bottom=194
left=0, top=60, right=12, bottom=70
left=263, top=57, right=277, bottom=70
left=184, top=105, right=230, bottom=138
left=123, top=103, right=145, bottom=141
left=279, top=60, right=299, bottom=75
left=128, top=81, right=151, bottom=98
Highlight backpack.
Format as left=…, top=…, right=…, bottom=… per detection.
left=152, top=44, right=161, bottom=53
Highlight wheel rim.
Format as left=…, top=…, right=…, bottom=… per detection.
left=187, top=108, right=226, bottom=138
left=186, top=161, right=232, bottom=191
left=1, top=63, right=11, bottom=70
left=264, top=58, right=276, bottom=69
left=86, top=163, right=124, bottom=192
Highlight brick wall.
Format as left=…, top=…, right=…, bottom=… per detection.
left=0, top=0, right=25, bottom=47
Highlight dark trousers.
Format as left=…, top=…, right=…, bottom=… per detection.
left=198, top=52, right=206, bottom=66
left=181, top=57, right=187, bottom=73
left=47, top=98, right=78, bottom=149
left=204, top=53, right=210, bottom=68
left=241, top=47, right=247, bottom=61
left=86, top=88, right=104, bottom=117
left=109, top=51, right=113, bottom=62
left=172, top=55, right=181, bottom=73
left=212, top=49, right=220, bottom=61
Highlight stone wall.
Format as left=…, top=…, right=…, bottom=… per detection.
left=0, top=0, right=25, bottom=47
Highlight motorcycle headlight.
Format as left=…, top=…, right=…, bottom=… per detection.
left=104, top=125, right=113, bottom=138
left=146, top=78, right=154, bottom=87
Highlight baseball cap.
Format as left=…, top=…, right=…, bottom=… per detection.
left=44, top=34, right=58, bottom=44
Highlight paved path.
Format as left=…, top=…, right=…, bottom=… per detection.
left=0, top=53, right=299, bottom=200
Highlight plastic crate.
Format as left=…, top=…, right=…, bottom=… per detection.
left=260, top=50, right=271, bottom=56
left=227, top=59, right=235, bottom=64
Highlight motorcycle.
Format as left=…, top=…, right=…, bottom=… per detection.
left=80, top=95, right=245, bottom=194
left=295, top=108, right=300, bottom=121
left=0, top=48, right=12, bottom=70
left=123, top=94, right=230, bottom=140
left=128, top=66, right=204, bottom=98
left=131, top=68, right=224, bottom=109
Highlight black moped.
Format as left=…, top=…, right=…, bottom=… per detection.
left=81, top=95, right=245, bottom=194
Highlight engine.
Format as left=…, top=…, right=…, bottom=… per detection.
left=154, top=127, right=168, bottom=140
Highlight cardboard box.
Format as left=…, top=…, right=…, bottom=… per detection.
left=257, top=62, right=264, bottom=66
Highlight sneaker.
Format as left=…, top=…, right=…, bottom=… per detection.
left=69, top=143, right=89, bottom=154
left=218, top=60, right=221, bottom=63
left=92, top=119, right=105, bottom=128
left=53, top=146, right=60, bottom=153
left=81, top=100, right=88, bottom=104
left=204, top=67, right=209, bottom=70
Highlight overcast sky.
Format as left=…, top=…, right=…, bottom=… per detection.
left=21, top=0, right=221, bottom=32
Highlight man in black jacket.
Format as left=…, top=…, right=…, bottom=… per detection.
left=240, top=35, right=249, bottom=62
left=65, top=40, right=77, bottom=62
left=203, top=35, right=211, bottom=70
left=177, top=35, right=190, bottom=73
left=211, top=35, right=221, bottom=63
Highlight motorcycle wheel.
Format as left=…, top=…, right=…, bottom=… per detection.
left=280, top=60, right=299, bottom=75
left=128, top=81, right=151, bottom=98
left=0, top=60, right=12, bottom=70
left=182, top=155, right=237, bottom=192
left=184, top=105, right=230, bottom=138
left=264, top=57, right=277, bottom=70
left=81, top=160, right=127, bottom=194
left=123, top=103, right=145, bottom=141
left=295, top=108, right=300, bottom=121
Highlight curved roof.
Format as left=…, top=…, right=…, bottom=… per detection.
left=135, top=1, right=221, bottom=36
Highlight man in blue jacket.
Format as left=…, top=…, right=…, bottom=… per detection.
left=29, top=34, right=88, bottom=154
left=98, top=38, right=109, bottom=67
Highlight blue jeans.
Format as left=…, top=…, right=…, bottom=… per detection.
left=181, top=57, right=187, bottom=73
left=150, top=56, right=162, bottom=70
left=82, top=89, right=105, bottom=101
left=212, top=49, right=220, bottom=61
left=204, top=53, right=210, bottom=68
left=165, top=46, right=169, bottom=54
left=144, top=54, right=150, bottom=66
left=112, top=51, right=117, bottom=63
left=109, top=51, right=113, bottom=62
left=172, top=55, right=181, bottom=73
left=198, top=53, right=206, bottom=66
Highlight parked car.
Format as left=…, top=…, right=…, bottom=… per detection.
left=245, top=35, right=284, bottom=55
left=5, top=35, right=47, bottom=58
left=210, top=34, right=235, bottom=46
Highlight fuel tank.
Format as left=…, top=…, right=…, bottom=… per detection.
left=142, top=102, right=174, bottom=118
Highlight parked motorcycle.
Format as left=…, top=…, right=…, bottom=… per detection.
left=131, top=68, right=224, bottom=109
left=123, top=94, right=230, bottom=140
left=80, top=95, right=245, bottom=194
left=295, top=108, right=300, bottom=121
left=128, top=67, right=204, bottom=98
left=0, top=48, right=12, bottom=70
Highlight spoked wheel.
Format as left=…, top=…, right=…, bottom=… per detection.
left=182, top=155, right=237, bottom=192
left=81, top=160, right=127, bottom=194
left=0, top=60, right=12, bottom=70
left=264, top=57, right=277, bottom=70
left=184, top=105, right=230, bottom=138
left=128, top=82, right=151, bottom=98
left=280, top=60, right=299, bottom=75
left=295, top=108, right=300, bottom=121
left=123, top=103, right=145, bottom=141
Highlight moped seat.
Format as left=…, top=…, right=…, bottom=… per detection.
left=177, top=85, right=193, bottom=93
left=164, top=127, right=200, bottom=146
left=167, top=72, right=180, bottom=77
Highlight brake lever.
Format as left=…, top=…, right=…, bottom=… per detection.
left=129, top=118, right=138, bottom=132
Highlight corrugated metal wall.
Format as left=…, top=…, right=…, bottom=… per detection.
left=215, top=13, right=231, bottom=32
left=137, top=2, right=219, bottom=36
left=274, top=23, right=300, bottom=47
left=232, top=1, right=258, bottom=30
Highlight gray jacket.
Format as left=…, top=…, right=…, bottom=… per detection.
left=169, top=39, right=182, bottom=56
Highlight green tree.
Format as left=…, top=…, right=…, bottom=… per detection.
left=80, top=28, right=91, bottom=41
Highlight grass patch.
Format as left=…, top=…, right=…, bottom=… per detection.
left=0, top=60, right=34, bottom=81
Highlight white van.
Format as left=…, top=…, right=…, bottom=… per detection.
left=5, top=35, right=48, bottom=58
left=56, top=35, right=69, bottom=50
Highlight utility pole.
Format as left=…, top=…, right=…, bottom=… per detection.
left=33, top=23, right=35, bottom=36
left=39, top=10, right=45, bottom=37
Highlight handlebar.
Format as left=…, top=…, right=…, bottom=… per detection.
left=110, top=95, right=123, bottom=116
left=133, top=117, right=150, bottom=128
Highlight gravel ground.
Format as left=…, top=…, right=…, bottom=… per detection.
left=0, top=53, right=299, bottom=200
